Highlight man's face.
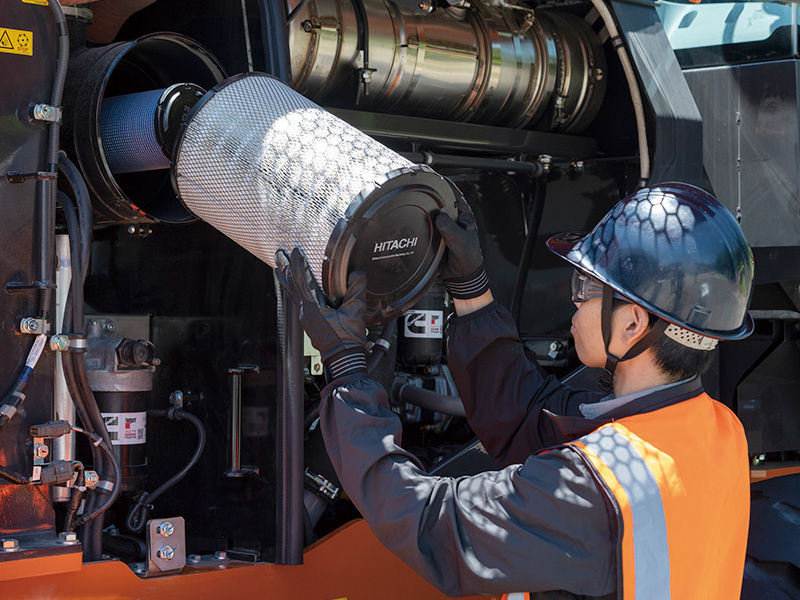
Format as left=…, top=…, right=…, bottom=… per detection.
left=571, top=298, right=608, bottom=368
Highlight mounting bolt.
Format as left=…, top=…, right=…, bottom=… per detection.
left=157, top=521, right=175, bottom=537
left=34, top=444, right=49, bottom=459
left=214, top=550, right=228, bottom=560
left=418, top=1, right=433, bottom=12
left=33, top=104, right=52, bottom=120
left=157, top=545, right=175, bottom=560
left=301, top=19, right=313, bottom=32
left=169, top=390, right=184, bottom=408
left=104, top=321, right=116, bottom=333
left=50, top=334, right=69, bottom=352
left=1, top=539, right=19, bottom=552
left=188, top=554, right=201, bottom=564
left=58, top=531, right=78, bottom=545
left=84, top=470, right=99, bottom=488
left=20, top=317, right=38, bottom=333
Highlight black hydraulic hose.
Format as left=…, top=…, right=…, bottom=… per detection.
left=398, top=385, right=466, bottom=418
left=304, top=404, right=320, bottom=432
left=71, top=427, right=122, bottom=528
left=0, top=466, right=31, bottom=484
left=34, top=0, right=70, bottom=319
left=64, top=465, right=86, bottom=532
left=125, top=408, right=207, bottom=533
left=510, top=177, right=547, bottom=328
left=401, top=151, right=545, bottom=176
left=58, top=153, right=92, bottom=278
left=367, top=318, right=396, bottom=375
left=274, top=275, right=304, bottom=565
left=258, top=0, right=291, bottom=82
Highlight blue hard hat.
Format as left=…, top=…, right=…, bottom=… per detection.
left=547, top=182, right=754, bottom=339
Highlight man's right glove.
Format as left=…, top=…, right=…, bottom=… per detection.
left=275, top=247, right=368, bottom=381
left=434, top=197, right=490, bottom=300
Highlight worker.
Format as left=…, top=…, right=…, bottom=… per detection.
left=275, top=182, right=754, bottom=598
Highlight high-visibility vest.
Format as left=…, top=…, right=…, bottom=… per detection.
left=502, top=393, right=749, bottom=599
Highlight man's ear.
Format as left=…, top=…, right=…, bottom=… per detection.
left=618, top=303, right=651, bottom=347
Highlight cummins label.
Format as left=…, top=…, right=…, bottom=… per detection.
left=372, top=236, right=418, bottom=261
left=404, top=310, right=443, bottom=339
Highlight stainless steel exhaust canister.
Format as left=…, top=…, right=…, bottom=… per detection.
left=172, top=73, right=459, bottom=324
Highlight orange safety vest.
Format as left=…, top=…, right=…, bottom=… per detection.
left=502, top=393, right=750, bottom=599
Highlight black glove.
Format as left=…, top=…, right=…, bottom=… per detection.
left=434, top=197, right=490, bottom=299
left=275, top=248, right=368, bottom=380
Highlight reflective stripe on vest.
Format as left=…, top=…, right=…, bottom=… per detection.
left=573, top=425, right=670, bottom=599
left=569, top=393, right=749, bottom=600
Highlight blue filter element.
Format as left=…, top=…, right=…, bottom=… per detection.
left=100, top=88, right=171, bottom=174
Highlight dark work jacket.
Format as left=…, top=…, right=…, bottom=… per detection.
left=319, top=301, right=706, bottom=598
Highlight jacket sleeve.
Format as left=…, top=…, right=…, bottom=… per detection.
left=320, top=377, right=617, bottom=598
left=446, top=301, right=604, bottom=466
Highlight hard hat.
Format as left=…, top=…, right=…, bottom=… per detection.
left=547, top=182, right=754, bottom=340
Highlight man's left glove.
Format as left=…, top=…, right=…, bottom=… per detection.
left=275, top=247, right=368, bottom=380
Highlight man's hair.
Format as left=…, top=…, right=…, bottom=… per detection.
left=611, top=298, right=715, bottom=381
left=650, top=334, right=716, bottom=381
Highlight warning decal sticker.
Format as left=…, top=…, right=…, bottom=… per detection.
left=403, top=310, right=444, bottom=339
left=102, top=412, right=147, bottom=446
left=0, top=27, right=33, bottom=56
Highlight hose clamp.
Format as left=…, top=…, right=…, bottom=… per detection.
left=96, top=479, right=115, bottom=493
left=68, top=334, right=88, bottom=352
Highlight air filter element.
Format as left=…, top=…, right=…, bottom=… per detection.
left=173, top=73, right=459, bottom=324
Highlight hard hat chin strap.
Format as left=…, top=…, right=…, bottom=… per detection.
left=598, top=285, right=668, bottom=393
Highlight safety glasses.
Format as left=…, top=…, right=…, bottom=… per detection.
left=571, top=269, right=627, bottom=303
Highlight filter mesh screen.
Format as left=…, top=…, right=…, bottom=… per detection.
left=174, top=74, right=413, bottom=282
left=101, top=88, right=171, bottom=174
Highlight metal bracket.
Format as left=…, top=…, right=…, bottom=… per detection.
left=5, top=171, right=58, bottom=184
left=19, top=317, right=51, bottom=335
left=145, top=516, right=186, bottom=576
left=6, top=280, right=56, bottom=294
left=225, top=365, right=261, bottom=478
left=32, top=437, right=49, bottom=466
left=30, top=103, right=63, bottom=124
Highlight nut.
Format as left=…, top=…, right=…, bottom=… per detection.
left=34, top=444, right=49, bottom=459
left=157, top=545, right=175, bottom=560
left=1, top=539, right=19, bottom=552
left=84, top=470, right=99, bottom=488
left=157, top=521, right=175, bottom=537
left=104, top=321, right=116, bottom=333
left=58, top=531, right=78, bottom=545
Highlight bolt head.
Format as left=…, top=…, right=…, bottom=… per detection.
left=157, top=545, right=175, bottom=560
left=188, top=554, right=201, bottom=564
left=214, top=550, right=227, bottom=560
left=50, top=335, right=69, bottom=352
left=1, top=539, right=19, bottom=552
left=27, top=319, right=38, bottom=331
left=301, top=19, right=313, bottom=32
left=127, top=225, right=137, bottom=235
left=58, top=531, right=78, bottom=544
left=35, top=444, right=49, bottom=458
left=104, top=321, right=116, bottom=333
left=84, top=470, right=99, bottom=488
left=157, top=521, right=175, bottom=537
left=169, top=390, right=184, bottom=408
